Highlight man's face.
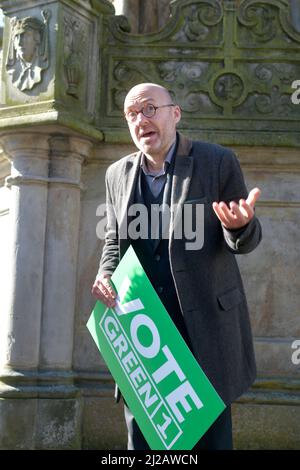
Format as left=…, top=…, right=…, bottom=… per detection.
left=124, top=85, right=181, bottom=159
left=14, top=29, right=39, bottom=62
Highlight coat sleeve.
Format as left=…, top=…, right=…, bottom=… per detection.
left=97, top=167, right=120, bottom=276
left=218, top=149, right=262, bottom=254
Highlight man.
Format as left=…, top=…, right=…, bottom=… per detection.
left=92, top=83, right=262, bottom=450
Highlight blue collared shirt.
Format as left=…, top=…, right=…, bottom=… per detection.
left=140, top=140, right=176, bottom=198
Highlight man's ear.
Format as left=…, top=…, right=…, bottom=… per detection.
left=174, top=105, right=181, bottom=124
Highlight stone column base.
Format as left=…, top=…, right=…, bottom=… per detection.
left=1, top=373, right=299, bottom=449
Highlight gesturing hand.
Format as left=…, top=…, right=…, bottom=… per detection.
left=212, top=187, right=261, bottom=230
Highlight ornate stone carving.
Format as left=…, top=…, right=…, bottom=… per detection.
left=157, top=61, right=220, bottom=113
left=114, top=89, right=128, bottom=110
left=231, top=61, right=300, bottom=118
left=64, top=15, right=87, bottom=98
left=184, top=13, right=209, bottom=42
left=6, top=10, right=50, bottom=92
left=255, top=64, right=273, bottom=82
left=112, top=61, right=149, bottom=110
left=179, top=91, right=220, bottom=114
left=213, top=73, right=244, bottom=103
left=113, top=61, right=148, bottom=85
left=255, top=88, right=293, bottom=115
left=254, top=63, right=296, bottom=86
left=174, top=0, right=223, bottom=43
left=158, top=61, right=206, bottom=82
left=237, top=0, right=300, bottom=45
left=239, top=2, right=277, bottom=42
left=100, top=0, right=300, bottom=145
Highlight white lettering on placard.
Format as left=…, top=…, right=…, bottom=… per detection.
left=152, top=345, right=186, bottom=384
left=138, top=382, right=159, bottom=408
left=130, top=366, right=147, bottom=388
left=131, top=314, right=161, bottom=359
left=114, top=276, right=145, bottom=317
left=166, top=380, right=203, bottom=423
left=113, top=333, right=128, bottom=358
left=122, top=351, right=139, bottom=373
left=156, top=412, right=173, bottom=439
left=103, top=316, right=119, bottom=341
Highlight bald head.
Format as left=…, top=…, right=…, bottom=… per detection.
left=124, top=83, right=173, bottom=110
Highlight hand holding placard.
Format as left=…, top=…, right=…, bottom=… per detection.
left=87, top=246, right=225, bottom=450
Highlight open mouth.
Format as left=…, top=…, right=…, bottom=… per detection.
left=140, top=131, right=156, bottom=139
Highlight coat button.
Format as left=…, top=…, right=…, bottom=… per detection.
left=155, top=254, right=161, bottom=261
left=157, top=286, right=164, bottom=294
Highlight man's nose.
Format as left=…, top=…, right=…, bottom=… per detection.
left=135, top=111, right=149, bottom=125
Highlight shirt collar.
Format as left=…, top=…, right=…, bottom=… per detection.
left=140, top=140, right=176, bottom=177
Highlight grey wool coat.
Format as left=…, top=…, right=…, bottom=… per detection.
left=98, top=133, right=262, bottom=405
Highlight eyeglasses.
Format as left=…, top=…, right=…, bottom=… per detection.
left=124, top=103, right=175, bottom=123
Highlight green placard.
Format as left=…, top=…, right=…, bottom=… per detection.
left=87, top=246, right=225, bottom=450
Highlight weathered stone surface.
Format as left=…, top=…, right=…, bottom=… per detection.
left=111, top=0, right=171, bottom=33
left=0, top=0, right=104, bottom=140
left=82, top=396, right=127, bottom=449
left=0, top=398, right=37, bottom=449
left=0, top=133, right=50, bottom=369
left=232, top=402, right=300, bottom=449
left=0, top=396, right=82, bottom=449
left=35, top=398, right=82, bottom=449
left=39, top=135, right=92, bottom=370
left=254, top=339, right=300, bottom=377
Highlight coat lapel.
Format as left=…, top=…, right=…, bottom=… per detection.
left=119, top=151, right=142, bottom=243
left=169, top=134, right=194, bottom=241
left=151, top=168, right=173, bottom=253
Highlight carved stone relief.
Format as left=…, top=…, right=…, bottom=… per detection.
left=239, top=2, right=277, bottom=42
left=213, top=73, right=244, bottom=103
left=64, top=15, right=87, bottom=98
left=237, top=0, right=300, bottom=45
left=157, top=61, right=221, bottom=114
left=102, top=0, right=300, bottom=132
left=171, top=1, right=223, bottom=44
left=110, top=54, right=300, bottom=120
left=6, top=10, right=51, bottom=92
left=254, top=88, right=291, bottom=115
left=112, top=60, right=222, bottom=115
left=233, top=62, right=300, bottom=117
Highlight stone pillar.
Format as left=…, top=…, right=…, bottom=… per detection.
left=0, top=130, right=92, bottom=449
left=0, top=0, right=112, bottom=450
left=39, top=135, right=92, bottom=370
left=0, top=133, right=49, bottom=371
left=0, top=132, right=50, bottom=449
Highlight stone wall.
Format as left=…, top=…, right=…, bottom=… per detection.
left=110, top=0, right=171, bottom=33
left=0, top=0, right=299, bottom=449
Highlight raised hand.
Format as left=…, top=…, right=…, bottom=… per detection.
left=212, top=187, right=261, bottom=230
